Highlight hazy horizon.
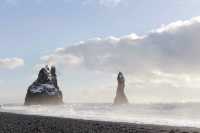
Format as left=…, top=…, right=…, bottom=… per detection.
left=1, top=0, right=200, bottom=104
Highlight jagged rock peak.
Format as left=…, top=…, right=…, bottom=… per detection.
left=24, top=65, right=63, bottom=105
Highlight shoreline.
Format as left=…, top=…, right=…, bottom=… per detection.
left=0, top=112, right=200, bottom=133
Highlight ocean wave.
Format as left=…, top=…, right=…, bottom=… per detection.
left=1, top=103, right=200, bottom=128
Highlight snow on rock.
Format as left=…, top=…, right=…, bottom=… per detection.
left=24, top=65, right=63, bottom=105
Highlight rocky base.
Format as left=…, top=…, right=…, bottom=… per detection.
left=25, top=91, right=63, bottom=105
left=114, top=93, right=129, bottom=105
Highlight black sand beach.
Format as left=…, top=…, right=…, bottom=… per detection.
left=0, top=112, right=199, bottom=133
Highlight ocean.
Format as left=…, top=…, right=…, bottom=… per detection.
left=1, top=103, right=200, bottom=128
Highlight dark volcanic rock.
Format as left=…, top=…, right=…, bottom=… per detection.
left=113, top=72, right=129, bottom=105
left=24, top=65, right=63, bottom=105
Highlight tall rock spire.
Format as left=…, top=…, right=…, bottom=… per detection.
left=113, top=72, right=129, bottom=105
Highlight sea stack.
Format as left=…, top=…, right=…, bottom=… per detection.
left=24, top=65, right=63, bottom=105
left=113, top=72, right=129, bottom=105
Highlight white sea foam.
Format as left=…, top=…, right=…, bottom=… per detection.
left=1, top=103, right=200, bottom=128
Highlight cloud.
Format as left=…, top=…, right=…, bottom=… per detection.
left=0, top=57, right=24, bottom=69
left=41, top=16, right=200, bottom=75
left=98, top=0, right=122, bottom=7
left=40, top=16, right=200, bottom=103
left=41, top=53, right=83, bottom=67
left=82, top=0, right=123, bottom=7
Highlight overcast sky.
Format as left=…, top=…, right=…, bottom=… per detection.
left=1, top=0, right=200, bottom=103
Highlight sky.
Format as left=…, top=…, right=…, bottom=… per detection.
left=1, top=0, right=200, bottom=103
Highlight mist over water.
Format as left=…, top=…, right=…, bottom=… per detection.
left=1, top=103, right=200, bottom=128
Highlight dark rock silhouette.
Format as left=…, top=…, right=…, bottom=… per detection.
left=24, top=65, right=63, bottom=105
left=113, top=72, right=129, bottom=105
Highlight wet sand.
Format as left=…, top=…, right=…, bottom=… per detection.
left=0, top=112, right=199, bottom=133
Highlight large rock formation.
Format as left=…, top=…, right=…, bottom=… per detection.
left=113, top=72, right=129, bottom=105
left=25, top=65, right=63, bottom=105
